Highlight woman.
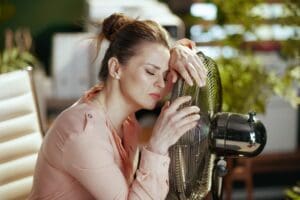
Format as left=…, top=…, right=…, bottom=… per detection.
left=29, top=13, right=206, bottom=200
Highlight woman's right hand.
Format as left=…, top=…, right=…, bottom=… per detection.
left=147, top=96, right=200, bottom=155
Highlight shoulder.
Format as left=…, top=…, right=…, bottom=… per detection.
left=50, top=102, right=106, bottom=136
left=46, top=102, right=113, bottom=152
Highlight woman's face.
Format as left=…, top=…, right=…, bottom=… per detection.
left=119, top=42, right=170, bottom=110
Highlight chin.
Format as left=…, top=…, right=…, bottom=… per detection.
left=140, top=101, right=157, bottom=110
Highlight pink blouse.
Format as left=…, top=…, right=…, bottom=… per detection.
left=29, top=84, right=170, bottom=200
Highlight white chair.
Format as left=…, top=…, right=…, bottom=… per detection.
left=0, top=67, right=43, bottom=200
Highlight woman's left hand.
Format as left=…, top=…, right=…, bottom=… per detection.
left=169, top=39, right=207, bottom=87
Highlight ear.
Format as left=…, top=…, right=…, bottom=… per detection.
left=108, top=57, right=121, bottom=79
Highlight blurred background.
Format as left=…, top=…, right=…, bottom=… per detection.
left=0, top=0, right=299, bottom=199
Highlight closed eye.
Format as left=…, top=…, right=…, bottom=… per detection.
left=145, top=67, right=168, bottom=82
left=146, top=70, right=155, bottom=76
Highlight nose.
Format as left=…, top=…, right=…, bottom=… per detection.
left=154, top=75, right=166, bottom=89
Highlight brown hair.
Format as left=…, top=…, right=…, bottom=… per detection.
left=97, top=13, right=170, bottom=81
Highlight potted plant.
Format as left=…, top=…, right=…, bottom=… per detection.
left=0, top=28, right=38, bottom=73
left=216, top=53, right=299, bottom=114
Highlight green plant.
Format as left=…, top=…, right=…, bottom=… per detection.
left=0, top=28, right=38, bottom=73
left=285, top=181, right=300, bottom=200
left=217, top=54, right=299, bottom=113
left=0, top=47, right=37, bottom=73
left=210, top=0, right=300, bottom=113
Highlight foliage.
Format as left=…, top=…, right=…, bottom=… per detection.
left=284, top=181, right=300, bottom=200
left=209, top=0, right=300, bottom=113
left=217, top=54, right=299, bottom=113
left=0, top=28, right=38, bottom=73
left=0, top=47, right=37, bottom=73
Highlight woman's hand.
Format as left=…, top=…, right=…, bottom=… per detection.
left=147, top=96, right=200, bottom=155
left=169, top=39, right=207, bottom=87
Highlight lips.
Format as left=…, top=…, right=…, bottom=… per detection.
left=149, top=93, right=161, bottom=100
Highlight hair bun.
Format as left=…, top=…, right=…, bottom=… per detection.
left=102, top=13, right=133, bottom=41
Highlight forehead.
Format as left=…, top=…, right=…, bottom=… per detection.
left=130, top=42, right=170, bottom=70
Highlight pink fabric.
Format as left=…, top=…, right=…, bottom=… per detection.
left=29, top=84, right=170, bottom=200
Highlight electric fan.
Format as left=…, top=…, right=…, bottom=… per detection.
left=167, top=51, right=267, bottom=200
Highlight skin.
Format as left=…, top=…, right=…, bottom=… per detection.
left=169, top=39, right=207, bottom=87
left=94, top=41, right=205, bottom=155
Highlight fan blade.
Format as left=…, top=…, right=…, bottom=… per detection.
left=167, top=51, right=223, bottom=200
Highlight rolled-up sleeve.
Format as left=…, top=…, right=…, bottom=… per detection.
left=132, top=147, right=170, bottom=199
left=62, top=132, right=170, bottom=200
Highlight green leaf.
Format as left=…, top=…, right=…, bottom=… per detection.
left=10, top=48, right=19, bottom=60
left=20, top=51, right=36, bottom=63
left=2, top=50, right=10, bottom=64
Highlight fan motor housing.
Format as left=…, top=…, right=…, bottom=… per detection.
left=209, top=112, right=267, bottom=157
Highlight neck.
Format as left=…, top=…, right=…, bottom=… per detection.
left=95, top=80, right=139, bottom=137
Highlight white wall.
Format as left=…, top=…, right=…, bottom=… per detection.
left=258, top=96, right=298, bottom=153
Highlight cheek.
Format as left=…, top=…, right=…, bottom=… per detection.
left=132, top=72, right=151, bottom=90
left=123, top=72, right=152, bottom=96
left=132, top=71, right=146, bottom=82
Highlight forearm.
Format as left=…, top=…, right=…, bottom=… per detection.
left=129, top=147, right=170, bottom=199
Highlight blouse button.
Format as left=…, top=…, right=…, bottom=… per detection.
left=87, top=113, right=93, bottom=118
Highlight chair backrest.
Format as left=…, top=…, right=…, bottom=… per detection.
left=0, top=67, right=43, bottom=200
